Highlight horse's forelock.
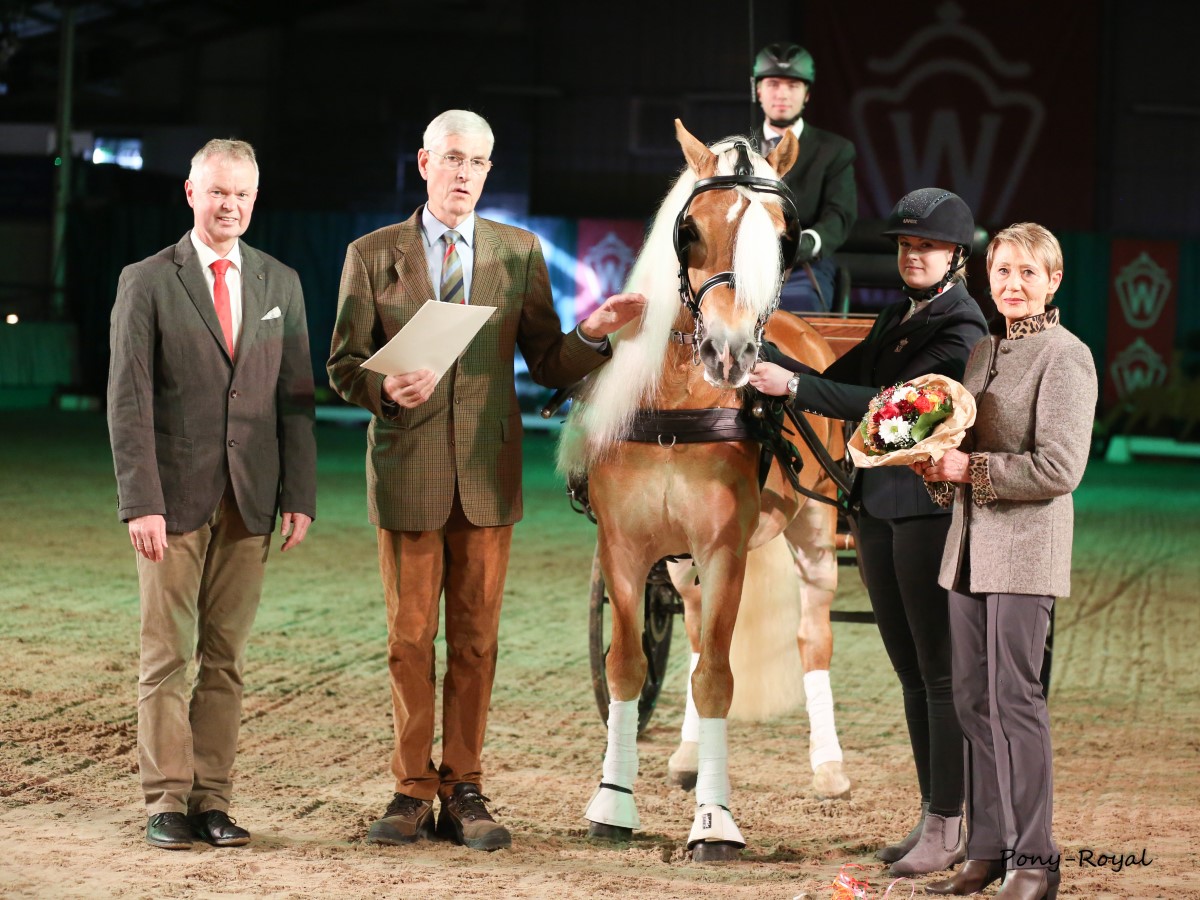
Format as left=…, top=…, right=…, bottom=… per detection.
left=734, top=199, right=784, bottom=316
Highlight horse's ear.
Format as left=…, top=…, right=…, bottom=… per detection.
left=675, top=119, right=717, bottom=176
left=767, top=129, right=800, bottom=178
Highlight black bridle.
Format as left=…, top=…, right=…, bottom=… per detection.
left=669, top=140, right=800, bottom=361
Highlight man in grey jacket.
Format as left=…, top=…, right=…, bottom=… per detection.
left=107, top=138, right=317, bottom=851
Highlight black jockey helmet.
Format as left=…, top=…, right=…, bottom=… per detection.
left=753, top=43, right=816, bottom=85
left=882, top=188, right=975, bottom=252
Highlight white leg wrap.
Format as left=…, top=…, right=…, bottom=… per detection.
left=804, top=670, right=844, bottom=769
left=695, top=718, right=730, bottom=808
left=687, top=804, right=745, bottom=849
left=681, top=652, right=701, bottom=742
left=583, top=699, right=640, bottom=829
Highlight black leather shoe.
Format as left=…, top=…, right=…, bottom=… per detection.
left=926, top=858, right=1005, bottom=894
left=436, top=783, right=511, bottom=851
left=366, top=793, right=435, bottom=845
left=146, top=812, right=193, bottom=850
left=189, top=810, right=251, bottom=847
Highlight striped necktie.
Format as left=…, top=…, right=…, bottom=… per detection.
left=440, top=230, right=466, bottom=304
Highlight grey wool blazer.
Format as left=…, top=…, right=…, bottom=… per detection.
left=107, top=233, right=317, bottom=535
left=939, top=314, right=1097, bottom=597
left=327, top=209, right=609, bottom=532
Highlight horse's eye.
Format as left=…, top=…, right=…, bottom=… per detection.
left=678, top=217, right=700, bottom=248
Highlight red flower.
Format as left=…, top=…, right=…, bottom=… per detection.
left=879, top=402, right=900, bottom=420
left=914, top=395, right=934, bottom=414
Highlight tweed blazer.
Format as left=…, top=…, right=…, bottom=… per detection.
left=107, top=233, right=317, bottom=535
left=756, top=122, right=857, bottom=260
left=327, top=209, right=608, bottom=532
left=939, top=315, right=1097, bottom=597
left=765, top=280, right=987, bottom=518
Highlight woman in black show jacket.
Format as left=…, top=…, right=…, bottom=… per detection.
left=750, top=188, right=987, bottom=876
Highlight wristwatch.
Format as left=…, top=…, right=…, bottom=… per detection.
left=786, top=374, right=800, bottom=404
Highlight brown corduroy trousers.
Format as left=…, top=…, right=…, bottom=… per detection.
left=376, top=495, right=512, bottom=802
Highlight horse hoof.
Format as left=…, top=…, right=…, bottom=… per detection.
left=667, top=741, right=698, bottom=790
left=587, top=821, right=633, bottom=843
left=690, top=840, right=742, bottom=863
left=813, top=760, right=852, bottom=800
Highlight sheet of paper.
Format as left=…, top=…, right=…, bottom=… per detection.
left=360, top=300, right=496, bottom=379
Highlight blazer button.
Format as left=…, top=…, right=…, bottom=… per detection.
left=1000, top=345, right=1011, bottom=354
left=990, top=369, right=998, bottom=377
left=227, top=439, right=237, bottom=447
left=230, top=389, right=239, bottom=399
left=454, top=397, right=461, bottom=405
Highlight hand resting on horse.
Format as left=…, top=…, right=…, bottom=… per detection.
left=577, top=291, right=648, bottom=340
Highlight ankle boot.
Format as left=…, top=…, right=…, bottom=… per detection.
left=993, top=868, right=1060, bottom=900
left=925, top=858, right=1005, bottom=895
left=889, top=812, right=965, bottom=876
left=876, top=801, right=928, bottom=863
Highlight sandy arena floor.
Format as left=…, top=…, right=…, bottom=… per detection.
left=1, top=412, right=1196, bottom=899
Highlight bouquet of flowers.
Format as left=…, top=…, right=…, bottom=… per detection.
left=847, top=373, right=976, bottom=469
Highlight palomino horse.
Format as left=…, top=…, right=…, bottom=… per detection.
left=557, top=120, right=844, bottom=859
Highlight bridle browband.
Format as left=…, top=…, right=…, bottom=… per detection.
left=669, top=139, right=799, bottom=362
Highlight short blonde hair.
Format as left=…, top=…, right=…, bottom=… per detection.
left=986, top=222, right=1063, bottom=279
left=188, top=138, right=259, bottom=185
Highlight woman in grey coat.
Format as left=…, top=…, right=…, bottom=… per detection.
left=915, top=223, right=1097, bottom=899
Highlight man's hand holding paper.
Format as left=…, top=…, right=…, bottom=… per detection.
left=383, top=369, right=438, bottom=408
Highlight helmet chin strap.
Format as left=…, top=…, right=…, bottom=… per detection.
left=903, top=245, right=966, bottom=301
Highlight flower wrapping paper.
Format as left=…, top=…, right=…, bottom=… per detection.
left=847, top=373, right=977, bottom=468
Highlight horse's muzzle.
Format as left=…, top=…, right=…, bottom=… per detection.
left=699, top=335, right=758, bottom=389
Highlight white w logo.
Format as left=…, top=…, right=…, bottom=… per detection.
left=851, top=54, right=1044, bottom=220
left=888, top=109, right=1001, bottom=213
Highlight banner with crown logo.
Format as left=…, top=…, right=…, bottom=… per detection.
left=575, top=220, right=645, bottom=322
left=806, top=1, right=1097, bottom=229
left=1104, top=240, right=1179, bottom=409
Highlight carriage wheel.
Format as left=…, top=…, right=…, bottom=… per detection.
left=588, top=551, right=680, bottom=736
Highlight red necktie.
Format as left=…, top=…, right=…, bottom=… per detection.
left=210, top=258, right=235, bottom=356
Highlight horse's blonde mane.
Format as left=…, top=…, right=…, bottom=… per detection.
left=557, top=137, right=785, bottom=477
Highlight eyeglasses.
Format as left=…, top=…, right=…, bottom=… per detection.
left=426, top=150, right=494, bottom=174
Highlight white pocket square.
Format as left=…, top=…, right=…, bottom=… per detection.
left=261, top=306, right=282, bottom=320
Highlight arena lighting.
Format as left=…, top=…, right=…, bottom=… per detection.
left=5, top=314, right=18, bottom=324
left=92, top=137, right=144, bottom=171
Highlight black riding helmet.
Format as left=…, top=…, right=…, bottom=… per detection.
left=753, top=43, right=816, bottom=84
left=882, top=188, right=975, bottom=300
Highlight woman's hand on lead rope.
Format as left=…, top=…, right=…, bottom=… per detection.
left=748, top=361, right=792, bottom=397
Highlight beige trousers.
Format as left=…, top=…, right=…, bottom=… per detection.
left=136, top=490, right=270, bottom=815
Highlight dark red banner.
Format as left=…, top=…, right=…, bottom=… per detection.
left=574, top=219, right=646, bottom=320
left=804, top=1, right=1098, bottom=230
left=1104, top=239, right=1179, bottom=408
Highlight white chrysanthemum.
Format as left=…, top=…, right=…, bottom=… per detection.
left=879, top=416, right=913, bottom=445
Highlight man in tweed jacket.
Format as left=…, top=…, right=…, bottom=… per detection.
left=327, top=109, right=643, bottom=851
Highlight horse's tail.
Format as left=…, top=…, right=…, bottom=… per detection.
left=728, top=533, right=806, bottom=720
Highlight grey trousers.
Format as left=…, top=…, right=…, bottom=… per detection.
left=948, top=588, right=1058, bottom=869
left=136, top=490, right=270, bottom=815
